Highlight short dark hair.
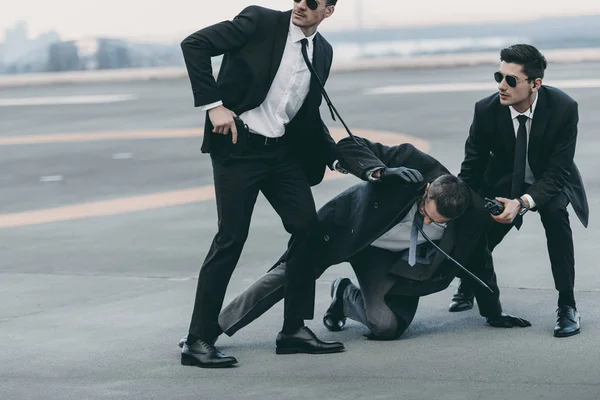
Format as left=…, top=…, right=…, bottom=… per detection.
left=326, top=0, right=338, bottom=5
left=426, top=174, right=471, bottom=220
left=500, top=44, right=547, bottom=80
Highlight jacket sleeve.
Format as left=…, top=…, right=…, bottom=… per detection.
left=458, top=102, right=490, bottom=192
left=320, top=117, right=337, bottom=169
left=335, top=136, right=438, bottom=181
left=317, top=42, right=336, bottom=169
left=525, top=102, right=579, bottom=207
left=180, top=6, right=262, bottom=107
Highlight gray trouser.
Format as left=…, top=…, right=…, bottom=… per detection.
left=219, top=246, right=419, bottom=338
left=218, top=261, right=290, bottom=336
left=344, top=246, right=420, bottom=339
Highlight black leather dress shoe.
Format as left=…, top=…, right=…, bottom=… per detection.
left=554, top=305, right=581, bottom=338
left=323, top=277, right=352, bottom=331
left=181, top=339, right=238, bottom=368
left=448, top=282, right=474, bottom=312
left=276, top=326, right=345, bottom=355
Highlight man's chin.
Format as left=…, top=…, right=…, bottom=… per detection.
left=292, top=15, right=305, bottom=26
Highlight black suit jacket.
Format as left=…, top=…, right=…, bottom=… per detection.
left=180, top=6, right=337, bottom=186
left=459, top=85, right=589, bottom=227
left=271, top=136, right=503, bottom=319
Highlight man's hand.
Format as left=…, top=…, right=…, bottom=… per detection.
left=486, top=313, right=532, bottom=328
left=380, top=167, right=424, bottom=183
left=208, top=105, right=239, bottom=144
left=491, top=197, right=521, bottom=224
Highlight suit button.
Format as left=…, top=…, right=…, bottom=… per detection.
left=324, top=235, right=330, bottom=242
left=350, top=229, right=354, bottom=235
left=373, top=202, right=379, bottom=209
left=358, top=161, right=364, bottom=167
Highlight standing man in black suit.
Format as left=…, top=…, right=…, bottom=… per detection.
left=448, top=44, right=589, bottom=338
left=198, top=136, right=531, bottom=342
left=179, top=1, right=345, bottom=368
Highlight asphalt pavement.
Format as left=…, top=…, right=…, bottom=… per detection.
left=1, top=63, right=600, bottom=399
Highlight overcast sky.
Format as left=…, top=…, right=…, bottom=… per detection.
left=3, top=0, right=600, bottom=42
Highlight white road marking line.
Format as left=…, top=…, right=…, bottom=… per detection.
left=40, top=175, right=64, bottom=182
left=112, top=153, right=134, bottom=159
left=365, top=79, right=600, bottom=95
left=0, top=94, right=137, bottom=107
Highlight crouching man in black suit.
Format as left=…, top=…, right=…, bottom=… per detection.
left=180, top=136, right=531, bottom=342
left=448, top=44, right=588, bottom=338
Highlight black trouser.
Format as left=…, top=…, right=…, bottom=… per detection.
left=188, top=134, right=320, bottom=342
left=462, top=191, right=575, bottom=293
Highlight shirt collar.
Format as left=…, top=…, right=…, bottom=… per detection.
left=289, top=17, right=318, bottom=44
left=510, top=89, right=540, bottom=120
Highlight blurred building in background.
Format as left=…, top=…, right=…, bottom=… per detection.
left=0, top=21, right=184, bottom=74
left=47, top=38, right=132, bottom=72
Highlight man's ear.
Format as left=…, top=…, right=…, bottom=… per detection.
left=324, top=5, right=335, bottom=18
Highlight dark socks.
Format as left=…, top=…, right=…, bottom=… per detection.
left=186, top=325, right=222, bottom=346
left=558, top=291, right=576, bottom=308
left=282, top=318, right=304, bottom=334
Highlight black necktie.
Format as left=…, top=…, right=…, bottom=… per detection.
left=300, top=38, right=359, bottom=145
left=511, top=115, right=529, bottom=198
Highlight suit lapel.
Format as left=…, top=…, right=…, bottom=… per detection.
left=269, top=11, right=292, bottom=86
left=527, top=89, right=549, bottom=168
left=307, top=34, right=326, bottom=104
left=496, top=102, right=516, bottom=157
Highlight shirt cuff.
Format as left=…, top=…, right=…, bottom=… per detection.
left=522, top=194, right=536, bottom=209
left=199, top=100, right=223, bottom=112
left=366, top=167, right=383, bottom=181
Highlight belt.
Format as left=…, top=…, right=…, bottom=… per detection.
left=246, top=132, right=286, bottom=147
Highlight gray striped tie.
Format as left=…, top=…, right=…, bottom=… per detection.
left=408, top=210, right=423, bottom=266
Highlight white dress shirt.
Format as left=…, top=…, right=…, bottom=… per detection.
left=509, top=92, right=539, bottom=208
left=371, top=202, right=446, bottom=252
left=201, top=18, right=316, bottom=138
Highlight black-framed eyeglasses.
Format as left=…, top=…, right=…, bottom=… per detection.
left=419, top=196, right=451, bottom=228
left=294, top=0, right=320, bottom=11
left=494, top=71, right=530, bottom=88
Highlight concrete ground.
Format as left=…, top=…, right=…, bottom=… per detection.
left=1, top=63, right=599, bottom=399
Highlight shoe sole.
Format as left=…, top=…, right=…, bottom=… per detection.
left=553, top=328, right=581, bottom=338
left=448, top=303, right=474, bottom=313
left=323, top=320, right=346, bottom=332
left=275, top=347, right=345, bottom=355
left=181, top=353, right=238, bottom=368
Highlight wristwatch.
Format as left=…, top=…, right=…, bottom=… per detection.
left=516, top=197, right=528, bottom=216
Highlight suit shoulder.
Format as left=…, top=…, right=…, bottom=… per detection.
left=475, top=92, right=500, bottom=110
left=317, top=33, right=333, bottom=51
left=543, top=85, right=577, bottom=107
left=238, top=5, right=278, bottom=20
left=472, top=92, right=499, bottom=117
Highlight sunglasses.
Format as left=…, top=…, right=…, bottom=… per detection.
left=494, top=71, right=530, bottom=88
left=294, top=0, right=320, bottom=11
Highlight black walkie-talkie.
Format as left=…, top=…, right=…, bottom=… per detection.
left=484, top=197, right=504, bottom=216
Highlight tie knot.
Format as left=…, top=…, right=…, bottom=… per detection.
left=517, top=115, right=529, bottom=125
left=301, top=38, right=309, bottom=47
